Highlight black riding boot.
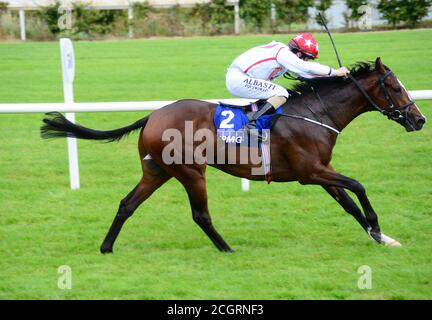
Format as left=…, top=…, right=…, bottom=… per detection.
left=244, top=102, right=275, bottom=142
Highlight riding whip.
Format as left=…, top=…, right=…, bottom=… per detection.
left=318, top=12, right=343, bottom=68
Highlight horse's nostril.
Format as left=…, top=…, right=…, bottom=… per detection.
left=417, top=118, right=426, bottom=128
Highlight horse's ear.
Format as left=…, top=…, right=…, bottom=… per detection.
left=375, top=57, right=386, bottom=74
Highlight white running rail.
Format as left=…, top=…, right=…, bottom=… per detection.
left=0, top=91, right=431, bottom=113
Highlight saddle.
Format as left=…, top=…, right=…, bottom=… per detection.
left=219, top=99, right=266, bottom=116
left=213, top=100, right=277, bottom=184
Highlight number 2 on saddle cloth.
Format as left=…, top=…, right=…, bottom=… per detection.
left=213, top=101, right=283, bottom=183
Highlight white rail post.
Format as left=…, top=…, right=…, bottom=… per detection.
left=60, top=38, right=80, bottom=190
left=234, top=1, right=240, bottom=35
left=19, top=9, right=26, bottom=41
left=128, top=3, right=134, bottom=38
left=271, top=2, right=276, bottom=33
left=241, top=178, right=249, bottom=192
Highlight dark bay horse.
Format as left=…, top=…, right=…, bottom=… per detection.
left=41, top=58, right=426, bottom=253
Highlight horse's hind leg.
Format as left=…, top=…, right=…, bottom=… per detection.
left=184, top=175, right=233, bottom=252
left=161, top=164, right=233, bottom=252
left=100, top=168, right=170, bottom=254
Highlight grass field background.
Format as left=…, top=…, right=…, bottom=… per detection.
left=0, top=30, right=431, bottom=299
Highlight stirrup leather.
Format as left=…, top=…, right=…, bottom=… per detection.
left=246, top=102, right=275, bottom=121
left=243, top=121, right=268, bottom=142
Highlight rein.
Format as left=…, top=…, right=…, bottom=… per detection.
left=281, top=63, right=417, bottom=134
left=279, top=68, right=417, bottom=135
left=282, top=73, right=341, bottom=135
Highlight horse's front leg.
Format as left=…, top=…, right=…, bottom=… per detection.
left=300, top=165, right=401, bottom=246
left=323, top=185, right=371, bottom=232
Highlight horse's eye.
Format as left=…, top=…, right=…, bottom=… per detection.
left=394, top=87, right=402, bottom=94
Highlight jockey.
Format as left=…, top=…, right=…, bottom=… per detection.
left=226, top=33, right=350, bottom=140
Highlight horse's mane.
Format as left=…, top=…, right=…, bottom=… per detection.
left=287, top=61, right=375, bottom=96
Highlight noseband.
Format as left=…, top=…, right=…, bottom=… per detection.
left=348, top=70, right=415, bottom=124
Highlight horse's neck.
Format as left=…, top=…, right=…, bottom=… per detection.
left=312, top=77, right=374, bottom=131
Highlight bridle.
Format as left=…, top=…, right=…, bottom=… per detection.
left=348, top=69, right=415, bottom=125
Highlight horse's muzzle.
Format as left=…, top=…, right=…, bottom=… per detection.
left=407, top=115, right=426, bottom=132
left=416, top=117, right=426, bottom=130
left=404, top=107, right=426, bottom=132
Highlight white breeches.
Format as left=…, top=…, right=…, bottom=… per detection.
left=225, top=67, right=289, bottom=100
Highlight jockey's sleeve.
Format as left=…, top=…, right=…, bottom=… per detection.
left=276, top=47, right=337, bottom=78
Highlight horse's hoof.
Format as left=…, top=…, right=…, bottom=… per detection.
left=368, top=228, right=382, bottom=243
left=100, top=246, right=113, bottom=254
left=381, top=233, right=402, bottom=247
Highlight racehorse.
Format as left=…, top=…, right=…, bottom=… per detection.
left=41, top=58, right=426, bottom=253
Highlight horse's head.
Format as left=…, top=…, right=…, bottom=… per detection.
left=370, top=57, right=426, bottom=132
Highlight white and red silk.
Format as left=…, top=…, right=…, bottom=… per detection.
left=229, top=40, right=336, bottom=81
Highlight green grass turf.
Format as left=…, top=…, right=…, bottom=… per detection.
left=0, top=30, right=431, bottom=299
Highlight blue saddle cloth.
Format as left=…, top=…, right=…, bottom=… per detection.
left=214, top=103, right=282, bottom=144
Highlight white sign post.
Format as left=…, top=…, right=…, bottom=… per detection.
left=60, top=38, right=80, bottom=190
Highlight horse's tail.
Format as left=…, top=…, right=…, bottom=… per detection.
left=41, top=112, right=149, bottom=142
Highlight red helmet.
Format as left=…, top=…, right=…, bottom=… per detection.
left=288, top=33, right=319, bottom=59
